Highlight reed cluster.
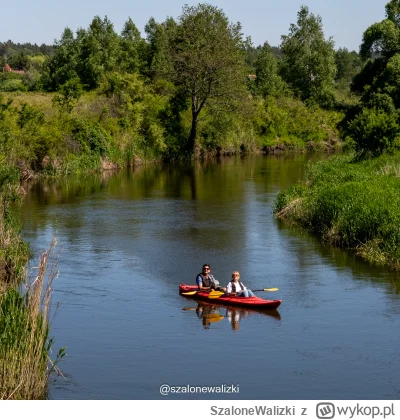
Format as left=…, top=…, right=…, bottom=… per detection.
left=0, top=238, right=65, bottom=399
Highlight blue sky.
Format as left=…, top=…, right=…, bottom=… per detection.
left=1, top=0, right=388, bottom=51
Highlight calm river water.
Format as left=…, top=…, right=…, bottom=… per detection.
left=20, top=154, right=400, bottom=400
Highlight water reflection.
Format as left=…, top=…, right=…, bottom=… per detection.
left=195, top=303, right=224, bottom=329
left=20, top=153, right=400, bottom=400
left=183, top=302, right=281, bottom=330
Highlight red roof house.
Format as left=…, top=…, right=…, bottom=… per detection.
left=4, top=63, right=25, bottom=75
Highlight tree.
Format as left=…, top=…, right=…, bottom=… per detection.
left=119, top=18, right=147, bottom=74
left=45, top=27, right=79, bottom=90
left=172, top=3, right=248, bottom=153
left=280, top=6, right=337, bottom=103
left=335, top=48, right=362, bottom=89
left=346, top=0, right=400, bottom=155
left=76, top=16, right=120, bottom=89
left=254, top=42, right=284, bottom=98
left=145, top=17, right=177, bottom=80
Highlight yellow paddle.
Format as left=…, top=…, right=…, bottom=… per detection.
left=207, top=288, right=279, bottom=299
left=205, top=314, right=224, bottom=323
left=182, top=288, right=278, bottom=298
left=181, top=290, right=229, bottom=297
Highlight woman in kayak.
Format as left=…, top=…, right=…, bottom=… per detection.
left=226, top=271, right=256, bottom=298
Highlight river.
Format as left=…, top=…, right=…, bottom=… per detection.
left=19, top=154, right=400, bottom=400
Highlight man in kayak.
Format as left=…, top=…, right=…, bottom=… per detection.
left=226, top=271, right=255, bottom=298
left=196, top=264, right=226, bottom=292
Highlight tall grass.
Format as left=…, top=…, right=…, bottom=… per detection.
left=274, top=152, right=400, bottom=269
left=1, top=165, right=64, bottom=399
left=0, top=166, right=30, bottom=284
left=0, top=238, right=65, bottom=400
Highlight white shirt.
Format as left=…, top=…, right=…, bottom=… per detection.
left=226, top=281, right=247, bottom=294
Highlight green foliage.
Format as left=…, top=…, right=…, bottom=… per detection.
left=7, top=51, right=30, bottom=70
left=346, top=1, right=400, bottom=155
left=53, top=77, right=83, bottom=112
left=71, top=119, right=115, bottom=156
left=254, top=96, right=343, bottom=148
left=17, top=103, right=44, bottom=128
left=335, top=48, right=362, bottom=90
left=119, top=18, right=147, bottom=74
left=280, top=6, right=337, bottom=104
left=76, top=16, right=121, bottom=89
left=0, top=73, right=28, bottom=92
left=254, top=42, right=285, bottom=98
left=145, top=17, right=177, bottom=80
left=172, top=3, right=249, bottom=152
left=0, top=165, right=30, bottom=283
left=0, top=7, right=350, bottom=165
left=45, top=27, right=79, bottom=91
left=347, top=107, right=400, bottom=156
left=274, top=153, right=400, bottom=268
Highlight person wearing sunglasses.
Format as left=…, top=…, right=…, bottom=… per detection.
left=226, top=271, right=255, bottom=298
left=196, top=264, right=226, bottom=292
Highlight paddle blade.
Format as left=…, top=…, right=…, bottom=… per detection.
left=206, top=314, right=224, bottom=323
left=181, top=291, right=198, bottom=296
left=263, top=288, right=279, bottom=292
left=208, top=291, right=225, bottom=299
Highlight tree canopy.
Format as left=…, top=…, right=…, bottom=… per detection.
left=280, top=6, right=337, bottom=104
left=346, top=0, right=400, bottom=156
left=171, top=3, right=248, bottom=152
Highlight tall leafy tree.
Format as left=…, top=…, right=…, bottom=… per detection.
left=335, top=48, right=362, bottom=88
left=119, top=18, right=147, bottom=74
left=76, top=16, right=120, bottom=89
left=45, top=27, right=79, bottom=90
left=254, top=42, right=284, bottom=97
left=280, top=6, right=337, bottom=103
left=145, top=17, right=177, bottom=80
left=346, top=0, right=400, bottom=155
left=172, top=3, right=248, bottom=153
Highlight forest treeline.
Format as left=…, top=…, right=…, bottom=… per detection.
left=0, top=2, right=372, bottom=174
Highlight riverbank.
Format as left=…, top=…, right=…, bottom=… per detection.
left=0, top=166, right=64, bottom=399
left=1, top=90, right=343, bottom=180
left=274, top=152, right=400, bottom=270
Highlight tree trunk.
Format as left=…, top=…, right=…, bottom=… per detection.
left=187, top=113, right=198, bottom=154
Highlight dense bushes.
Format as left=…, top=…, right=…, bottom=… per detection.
left=254, top=96, right=343, bottom=149
left=0, top=165, right=30, bottom=283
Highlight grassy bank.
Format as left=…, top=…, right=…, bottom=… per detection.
left=0, top=167, right=64, bottom=399
left=274, top=152, right=400, bottom=269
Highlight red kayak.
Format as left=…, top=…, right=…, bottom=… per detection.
left=179, top=284, right=282, bottom=309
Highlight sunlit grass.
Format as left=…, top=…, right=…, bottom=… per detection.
left=274, top=152, right=400, bottom=269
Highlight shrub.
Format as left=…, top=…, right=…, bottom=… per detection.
left=348, top=108, right=400, bottom=156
